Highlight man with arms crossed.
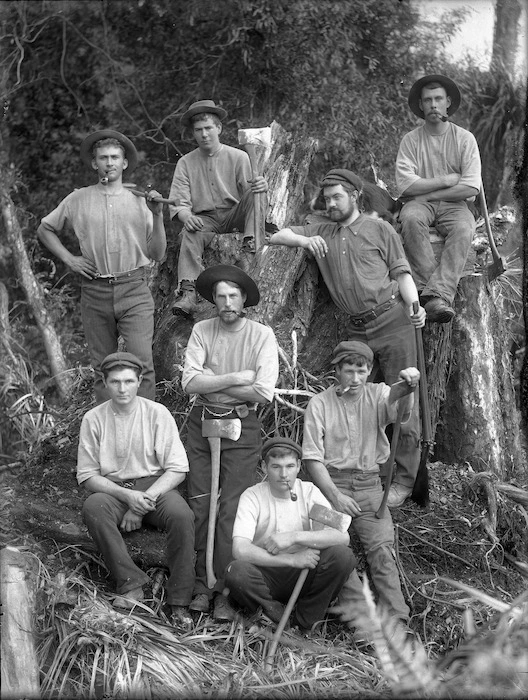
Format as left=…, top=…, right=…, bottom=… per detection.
left=77, top=352, right=195, bottom=626
left=182, top=265, right=279, bottom=620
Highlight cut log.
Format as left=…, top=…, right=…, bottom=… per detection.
left=0, top=546, right=40, bottom=699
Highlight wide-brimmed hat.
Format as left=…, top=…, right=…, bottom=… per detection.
left=181, top=100, right=228, bottom=127
left=408, top=74, right=461, bottom=119
left=196, top=265, right=260, bottom=307
left=331, top=341, right=373, bottom=365
left=80, top=129, right=138, bottom=172
left=320, top=169, right=363, bottom=192
left=100, top=352, right=144, bottom=374
left=261, top=437, right=302, bottom=461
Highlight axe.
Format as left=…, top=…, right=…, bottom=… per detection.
left=122, top=182, right=177, bottom=205
left=202, top=418, right=242, bottom=589
left=237, top=127, right=272, bottom=251
left=263, top=503, right=351, bottom=674
left=375, top=379, right=415, bottom=519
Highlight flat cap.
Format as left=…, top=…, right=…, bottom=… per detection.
left=196, top=264, right=260, bottom=307
left=331, top=341, right=373, bottom=365
left=261, top=437, right=302, bottom=460
left=100, top=352, right=144, bottom=373
left=320, top=169, right=363, bottom=192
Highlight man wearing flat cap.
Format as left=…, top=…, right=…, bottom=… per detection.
left=225, top=437, right=355, bottom=631
left=182, top=265, right=279, bottom=620
left=38, top=130, right=166, bottom=402
left=270, top=168, right=425, bottom=508
left=303, top=341, right=419, bottom=632
left=395, top=74, right=481, bottom=323
left=76, top=352, right=195, bottom=626
left=168, top=99, right=268, bottom=316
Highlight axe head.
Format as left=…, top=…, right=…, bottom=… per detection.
left=237, top=126, right=272, bottom=149
left=309, top=503, right=351, bottom=532
left=388, top=378, right=415, bottom=404
left=201, top=418, right=242, bottom=442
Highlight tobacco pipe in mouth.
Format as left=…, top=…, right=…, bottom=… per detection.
left=286, top=481, right=297, bottom=501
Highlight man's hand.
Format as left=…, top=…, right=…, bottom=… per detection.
left=66, top=254, right=98, bottom=279
left=304, top=236, right=328, bottom=259
left=332, top=492, right=362, bottom=518
left=410, top=304, right=426, bottom=328
left=399, top=367, right=420, bottom=388
left=264, top=532, right=296, bottom=554
left=120, top=509, right=143, bottom=532
left=145, top=189, right=164, bottom=217
left=291, top=548, right=320, bottom=569
left=179, top=210, right=205, bottom=233
left=125, top=490, right=158, bottom=516
left=248, top=176, right=268, bottom=194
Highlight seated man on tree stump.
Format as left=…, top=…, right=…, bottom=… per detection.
left=76, top=352, right=195, bottom=627
left=395, top=74, right=481, bottom=323
left=303, top=341, right=419, bottom=638
left=168, top=99, right=268, bottom=317
left=269, top=168, right=425, bottom=508
left=225, top=437, right=355, bottom=632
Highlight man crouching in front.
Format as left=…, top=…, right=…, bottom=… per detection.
left=225, top=437, right=355, bottom=633
left=76, top=352, right=195, bottom=627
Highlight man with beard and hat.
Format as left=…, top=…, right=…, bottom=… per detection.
left=269, top=168, right=425, bottom=509
left=168, top=99, right=268, bottom=317
left=395, top=74, right=481, bottom=323
left=37, top=130, right=166, bottom=402
left=182, top=264, right=279, bottom=620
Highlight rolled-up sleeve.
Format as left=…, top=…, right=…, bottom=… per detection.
left=395, top=133, right=420, bottom=198
left=302, top=397, right=327, bottom=463
left=253, top=327, right=279, bottom=402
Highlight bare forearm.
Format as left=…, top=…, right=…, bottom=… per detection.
left=185, top=373, right=247, bottom=395
left=423, top=185, right=478, bottom=202
left=292, top=529, right=349, bottom=549
left=83, top=475, right=131, bottom=503
left=233, top=539, right=298, bottom=568
left=37, top=224, right=73, bottom=264
left=221, top=386, right=268, bottom=403
left=305, top=460, right=343, bottom=509
left=397, top=273, right=419, bottom=307
left=269, top=229, right=306, bottom=248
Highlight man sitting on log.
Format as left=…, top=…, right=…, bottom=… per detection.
left=77, top=352, right=195, bottom=627
left=182, top=265, right=279, bottom=620
left=395, top=74, right=481, bottom=323
left=303, top=341, right=419, bottom=635
left=269, top=168, right=425, bottom=508
left=225, top=437, right=355, bottom=632
left=169, top=99, right=268, bottom=316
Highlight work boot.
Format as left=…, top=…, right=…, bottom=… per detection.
left=213, top=593, right=237, bottom=621
left=189, top=593, right=210, bottom=613
left=423, top=297, right=455, bottom=324
left=170, top=605, right=193, bottom=628
left=172, top=280, right=197, bottom=317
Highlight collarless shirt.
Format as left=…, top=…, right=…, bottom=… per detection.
left=289, top=215, right=410, bottom=315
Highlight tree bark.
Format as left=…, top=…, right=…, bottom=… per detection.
left=491, top=0, right=522, bottom=78
left=0, top=174, right=72, bottom=400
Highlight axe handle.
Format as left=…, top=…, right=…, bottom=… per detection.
left=479, top=186, right=501, bottom=263
left=376, top=399, right=406, bottom=519
left=244, top=144, right=263, bottom=250
left=264, top=568, right=309, bottom=674
left=206, top=436, right=221, bottom=589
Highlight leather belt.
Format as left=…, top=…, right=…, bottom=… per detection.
left=349, top=293, right=401, bottom=326
left=91, top=267, right=146, bottom=284
left=196, top=401, right=257, bottom=419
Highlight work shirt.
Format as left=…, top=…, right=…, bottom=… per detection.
left=40, top=185, right=153, bottom=275
left=169, top=144, right=252, bottom=220
left=182, top=317, right=279, bottom=405
left=76, top=397, right=189, bottom=484
left=289, top=215, right=410, bottom=315
left=395, top=122, right=481, bottom=199
left=302, top=383, right=404, bottom=472
left=233, top=480, right=339, bottom=554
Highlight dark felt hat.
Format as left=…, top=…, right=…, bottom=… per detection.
left=181, top=99, right=228, bottom=127
left=320, top=168, right=363, bottom=192
left=100, top=352, right=144, bottom=374
left=262, top=437, right=302, bottom=460
left=80, top=129, right=138, bottom=172
left=196, top=265, right=260, bottom=307
left=408, top=74, right=461, bottom=118
left=331, top=341, right=373, bottom=365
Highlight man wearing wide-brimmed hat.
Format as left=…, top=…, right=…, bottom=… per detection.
left=168, top=100, right=268, bottom=316
left=395, top=74, right=481, bottom=323
left=269, top=168, right=425, bottom=509
left=181, top=264, right=279, bottom=620
left=37, top=129, right=166, bottom=402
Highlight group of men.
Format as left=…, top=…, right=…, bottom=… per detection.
left=37, top=74, right=481, bottom=634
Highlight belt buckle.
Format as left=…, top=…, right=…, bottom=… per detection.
left=351, top=317, right=364, bottom=327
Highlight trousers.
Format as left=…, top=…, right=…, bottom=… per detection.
left=186, top=406, right=262, bottom=597
left=399, top=199, right=475, bottom=303
left=225, top=545, right=355, bottom=629
left=81, top=271, right=155, bottom=403
left=330, top=470, right=409, bottom=621
left=343, top=301, right=420, bottom=488
left=82, top=476, right=195, bottom=605
left=177, top=188, right=256, bottom=282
